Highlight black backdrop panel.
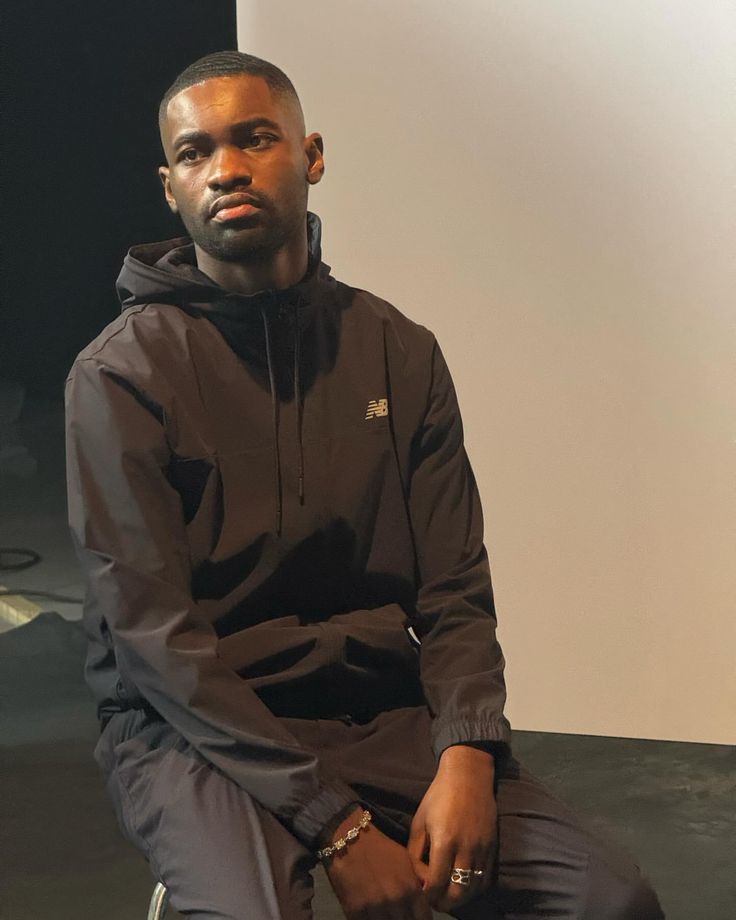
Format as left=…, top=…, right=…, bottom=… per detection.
left=3, top=1, right=238, bottom=394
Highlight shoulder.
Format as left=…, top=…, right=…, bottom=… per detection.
left=335, top=280, right=437, bottom=360
left=68, top=303, right=205, bottom=384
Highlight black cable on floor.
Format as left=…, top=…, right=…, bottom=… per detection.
left=0, top=547, right=41, bottom=571
left=0, top=547, right=83, bottom=604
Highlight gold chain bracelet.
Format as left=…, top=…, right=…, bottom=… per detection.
left=316, top=810, right=372, bottom=861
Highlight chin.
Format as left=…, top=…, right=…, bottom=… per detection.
left=193, top=224, right=271, bottom=262
left=209, top=239, right=276, bottom=264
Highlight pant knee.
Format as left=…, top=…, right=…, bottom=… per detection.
left=585, top=865, right=665, bottom=920
left=619, top=875, right=665, bottom=920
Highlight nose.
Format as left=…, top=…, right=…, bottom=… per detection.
left=207, top=144, right=252, bottom=190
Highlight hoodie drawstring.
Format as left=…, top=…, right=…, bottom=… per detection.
left=261, top=307, right=283, bottom=537
left=294, top=299, right=305, bottom=505
left=261, top=296, right=306, bottom=537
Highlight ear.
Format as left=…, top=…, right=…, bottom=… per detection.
left=158, top=166, right=178, bottom=214
left=305, top=133, right=325, bottom=186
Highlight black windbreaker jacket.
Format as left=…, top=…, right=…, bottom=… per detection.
left=65, top=211, right=511, bottom=848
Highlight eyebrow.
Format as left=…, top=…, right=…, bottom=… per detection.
left=172, top=118, right=283, bottom=150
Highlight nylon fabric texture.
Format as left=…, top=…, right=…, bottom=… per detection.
left=65, top=211, right=511, bottom=848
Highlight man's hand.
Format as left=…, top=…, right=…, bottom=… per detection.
left=407, top=744, right=498, bottom=914
left=324, top=807, right=433, bottom=919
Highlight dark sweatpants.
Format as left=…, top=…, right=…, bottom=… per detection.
left=95, top=706, right=665, bottom=920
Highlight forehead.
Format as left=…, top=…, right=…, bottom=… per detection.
left=164, top=75, right=289, bottom=142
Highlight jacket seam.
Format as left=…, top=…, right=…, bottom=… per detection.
left=66, top=304, right=151, bottom=378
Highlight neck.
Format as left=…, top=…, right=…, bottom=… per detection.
left=194, top=224, right=309, bottom=296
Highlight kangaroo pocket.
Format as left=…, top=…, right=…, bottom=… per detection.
left=216, top=603, right=424, bottom=720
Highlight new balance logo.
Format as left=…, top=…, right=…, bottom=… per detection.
left=365, top=398, right=389, bottom=420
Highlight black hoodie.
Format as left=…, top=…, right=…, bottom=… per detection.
left=65, top=211, right=511, bottom=849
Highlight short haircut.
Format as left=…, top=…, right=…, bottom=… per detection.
left=158, top=50, right=304, bottom=135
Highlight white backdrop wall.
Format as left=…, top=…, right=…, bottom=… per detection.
left=236, top=1, right=736, bottom=744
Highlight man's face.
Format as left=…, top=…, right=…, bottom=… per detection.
left=159, top=75, right=323, bottom=263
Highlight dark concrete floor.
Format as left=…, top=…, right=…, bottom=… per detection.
left=1, top=612, right=734, bottom=919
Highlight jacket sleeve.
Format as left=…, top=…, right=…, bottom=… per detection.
left=65, top=357, right=359, bottom=849
left=408, top=340, right=512, bottom=762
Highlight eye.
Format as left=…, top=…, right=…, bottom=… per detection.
left=247, top=134, right=277, bottom=149
left=179, top=148, right=202, bottom=163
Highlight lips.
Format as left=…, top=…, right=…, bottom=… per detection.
left=210, top=193, right=261, bottom=221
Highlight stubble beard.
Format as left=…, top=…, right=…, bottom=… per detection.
left=185, top=206, right=304, bottom=265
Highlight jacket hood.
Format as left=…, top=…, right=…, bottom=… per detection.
left=115, top=211, right=335, bottom=319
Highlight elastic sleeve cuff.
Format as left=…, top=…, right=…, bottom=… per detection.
left=290, top=781, right=362, bottom=850
left=431, top=715, right=512, bottom=762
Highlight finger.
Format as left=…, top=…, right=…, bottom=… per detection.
left=410, top=888, right=435, bottom=920
left=425, top=838, right=454, bottom=905
left=478, top=838, right=498, bottom=893
left=407, top=821, right=427, bottom=863
left=407, top=825, right=429, bottom=886
left=407, top=872, right=434, bottom=920
left=464, top=831, right=497, bottom=897
left=409, top=855, right=429, bottom=891
left=436, top=849, right=482, bottom=913
left=363, top=876, right=426, bottom=920
left=364, top=900, right=404, bottom=920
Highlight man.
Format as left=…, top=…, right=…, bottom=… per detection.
left=65, top=51, right=664, bottom=919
